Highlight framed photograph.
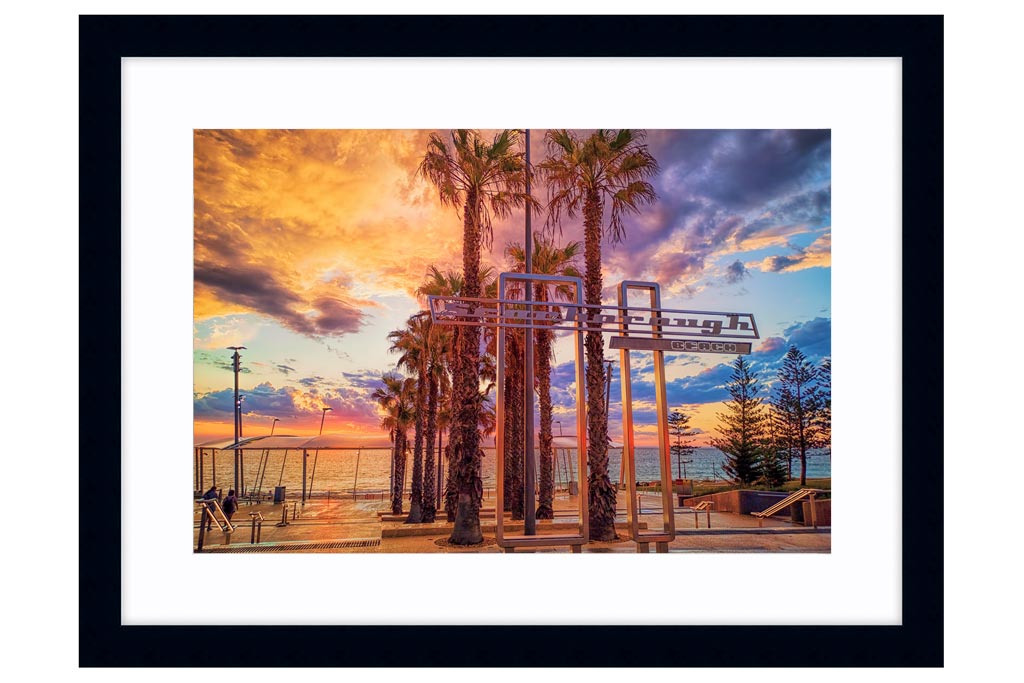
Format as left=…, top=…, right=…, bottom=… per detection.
left=82, top=14, right=943, bottom=667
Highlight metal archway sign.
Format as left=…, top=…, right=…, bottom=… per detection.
left=429, top=273, right=759, bottom=553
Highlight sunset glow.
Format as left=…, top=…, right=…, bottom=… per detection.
left=194, top=129, right=831, bottom=446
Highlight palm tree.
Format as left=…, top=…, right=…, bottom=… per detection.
left=371, top=373, right=415, bottom=515
left=538, top=129, right=658, bottom=541
left=421, top=321, right=452, bottom=523
left=416, top=265, right=492, bottom=521
left=387, top=314, right=434, bottom=523
left=419, top=130, right=534, bottom=544
left=507, top=236, right=582, bottom=519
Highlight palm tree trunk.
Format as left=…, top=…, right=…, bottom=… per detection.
left=450, top=190, right=484, bottom=544
left=422, top=369, right=439, bottom=522
left=406, top=371, right=427, bottom=524
left=391, top=431, right=406, bottom=515
left=536, top=324, right=555, bottom=519
left=505, top=328, right=525, bottom=520
left=444, top=329, right=461, bottom=522
left=583, top=190, right=617, bottom=541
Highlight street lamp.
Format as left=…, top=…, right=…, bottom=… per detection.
left=237, top=395, right=245, bottom=436
left=237, top=395, right=246, bottom=493
left=227, top=346, right=246, bottom=495
left=306, top=407, right=333, bottom=504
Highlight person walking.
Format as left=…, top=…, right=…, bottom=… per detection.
left=222, top=489, right=239, bottom=531
left=201, top=485, right=219, bottom=531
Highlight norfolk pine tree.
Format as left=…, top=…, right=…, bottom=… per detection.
left=712, top=356, right=768, bottom=486
left=817, top=357, right=831, bottom=454
left=761, top=405, right=790, bottom=489
left=773, top=345, right=823, bottom=486
left=667, top=409, right=697, bottom=480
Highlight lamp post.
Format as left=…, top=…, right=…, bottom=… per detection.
left=306, top=407, right=332, bottom=504
left=237, top=394, right=245, bottom=494
left=227, top=346, right=246, bottom=495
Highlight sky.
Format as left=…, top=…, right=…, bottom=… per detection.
left=193, top=129, right=831, bottom=445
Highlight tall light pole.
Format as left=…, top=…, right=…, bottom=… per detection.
left=523, top=127, right=537, bottom=535
left=227, top=346, right=246, bottom=495
left=306, top=407, right=332, bottom=504
left=237, top=394, right=245, bottom=494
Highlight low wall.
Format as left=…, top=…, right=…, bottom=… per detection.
left=682, top=490, right=794, bottom=516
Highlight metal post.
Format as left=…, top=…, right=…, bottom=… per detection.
left=352, top=448, right=361, bottom=499
left=523, top=128, right=536, bottom=536
left=197, top=507, right=207, bottom=551
left=234, top=356, right=239, bottom=494
left=227, top=346, right=245, bottom=495
left=301, top=449, right=307, bottom=505
left=604, top=359, right=613, bottom=426
left=649, top=287, right=675, bottom=537
left=308, top=408, right=331, bottom=503
left=278, top=449, right=288, bottom=487
left=211, top=449, right=217, bottom=488
left=238, top=395, right=245, bottom=495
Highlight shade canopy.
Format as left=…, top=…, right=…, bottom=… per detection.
left=209, top=433, right=393, bottom=451
left=193, top=437, right=250, bottom=450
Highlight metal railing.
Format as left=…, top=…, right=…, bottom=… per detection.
left=195, top=498, right=235, bottom=552
left=751, top=488, right=821, bottom=528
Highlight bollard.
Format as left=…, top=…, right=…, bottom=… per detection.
left=277, top=502, right=289, bottom=527
left=292, top=501, right=297, bottom=520
left=256, top=519, right=262, bottom=543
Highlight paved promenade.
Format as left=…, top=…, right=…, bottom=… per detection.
left=194, top=490, right=830, bottom=553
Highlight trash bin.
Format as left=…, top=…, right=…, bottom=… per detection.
left=273, top=486, right=286, bottom=504
left=568, top=481, right=579, bottom=496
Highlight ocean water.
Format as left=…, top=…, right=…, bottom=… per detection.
left=193, top=445, right=831, bottom=496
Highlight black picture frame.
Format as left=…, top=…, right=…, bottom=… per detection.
left=80, top=14, right=943, bottom=667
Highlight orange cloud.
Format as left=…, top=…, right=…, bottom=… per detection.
left=194, top=129, right=471, bottom=336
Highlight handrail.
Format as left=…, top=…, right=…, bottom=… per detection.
left=751, top=488, right=821, bottom=527
left=195, top=498, right=233, bottom=532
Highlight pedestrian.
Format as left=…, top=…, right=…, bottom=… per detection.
left=201, top=485, right=219, bottom=531
left=222, top=489, right=239, bottom=530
